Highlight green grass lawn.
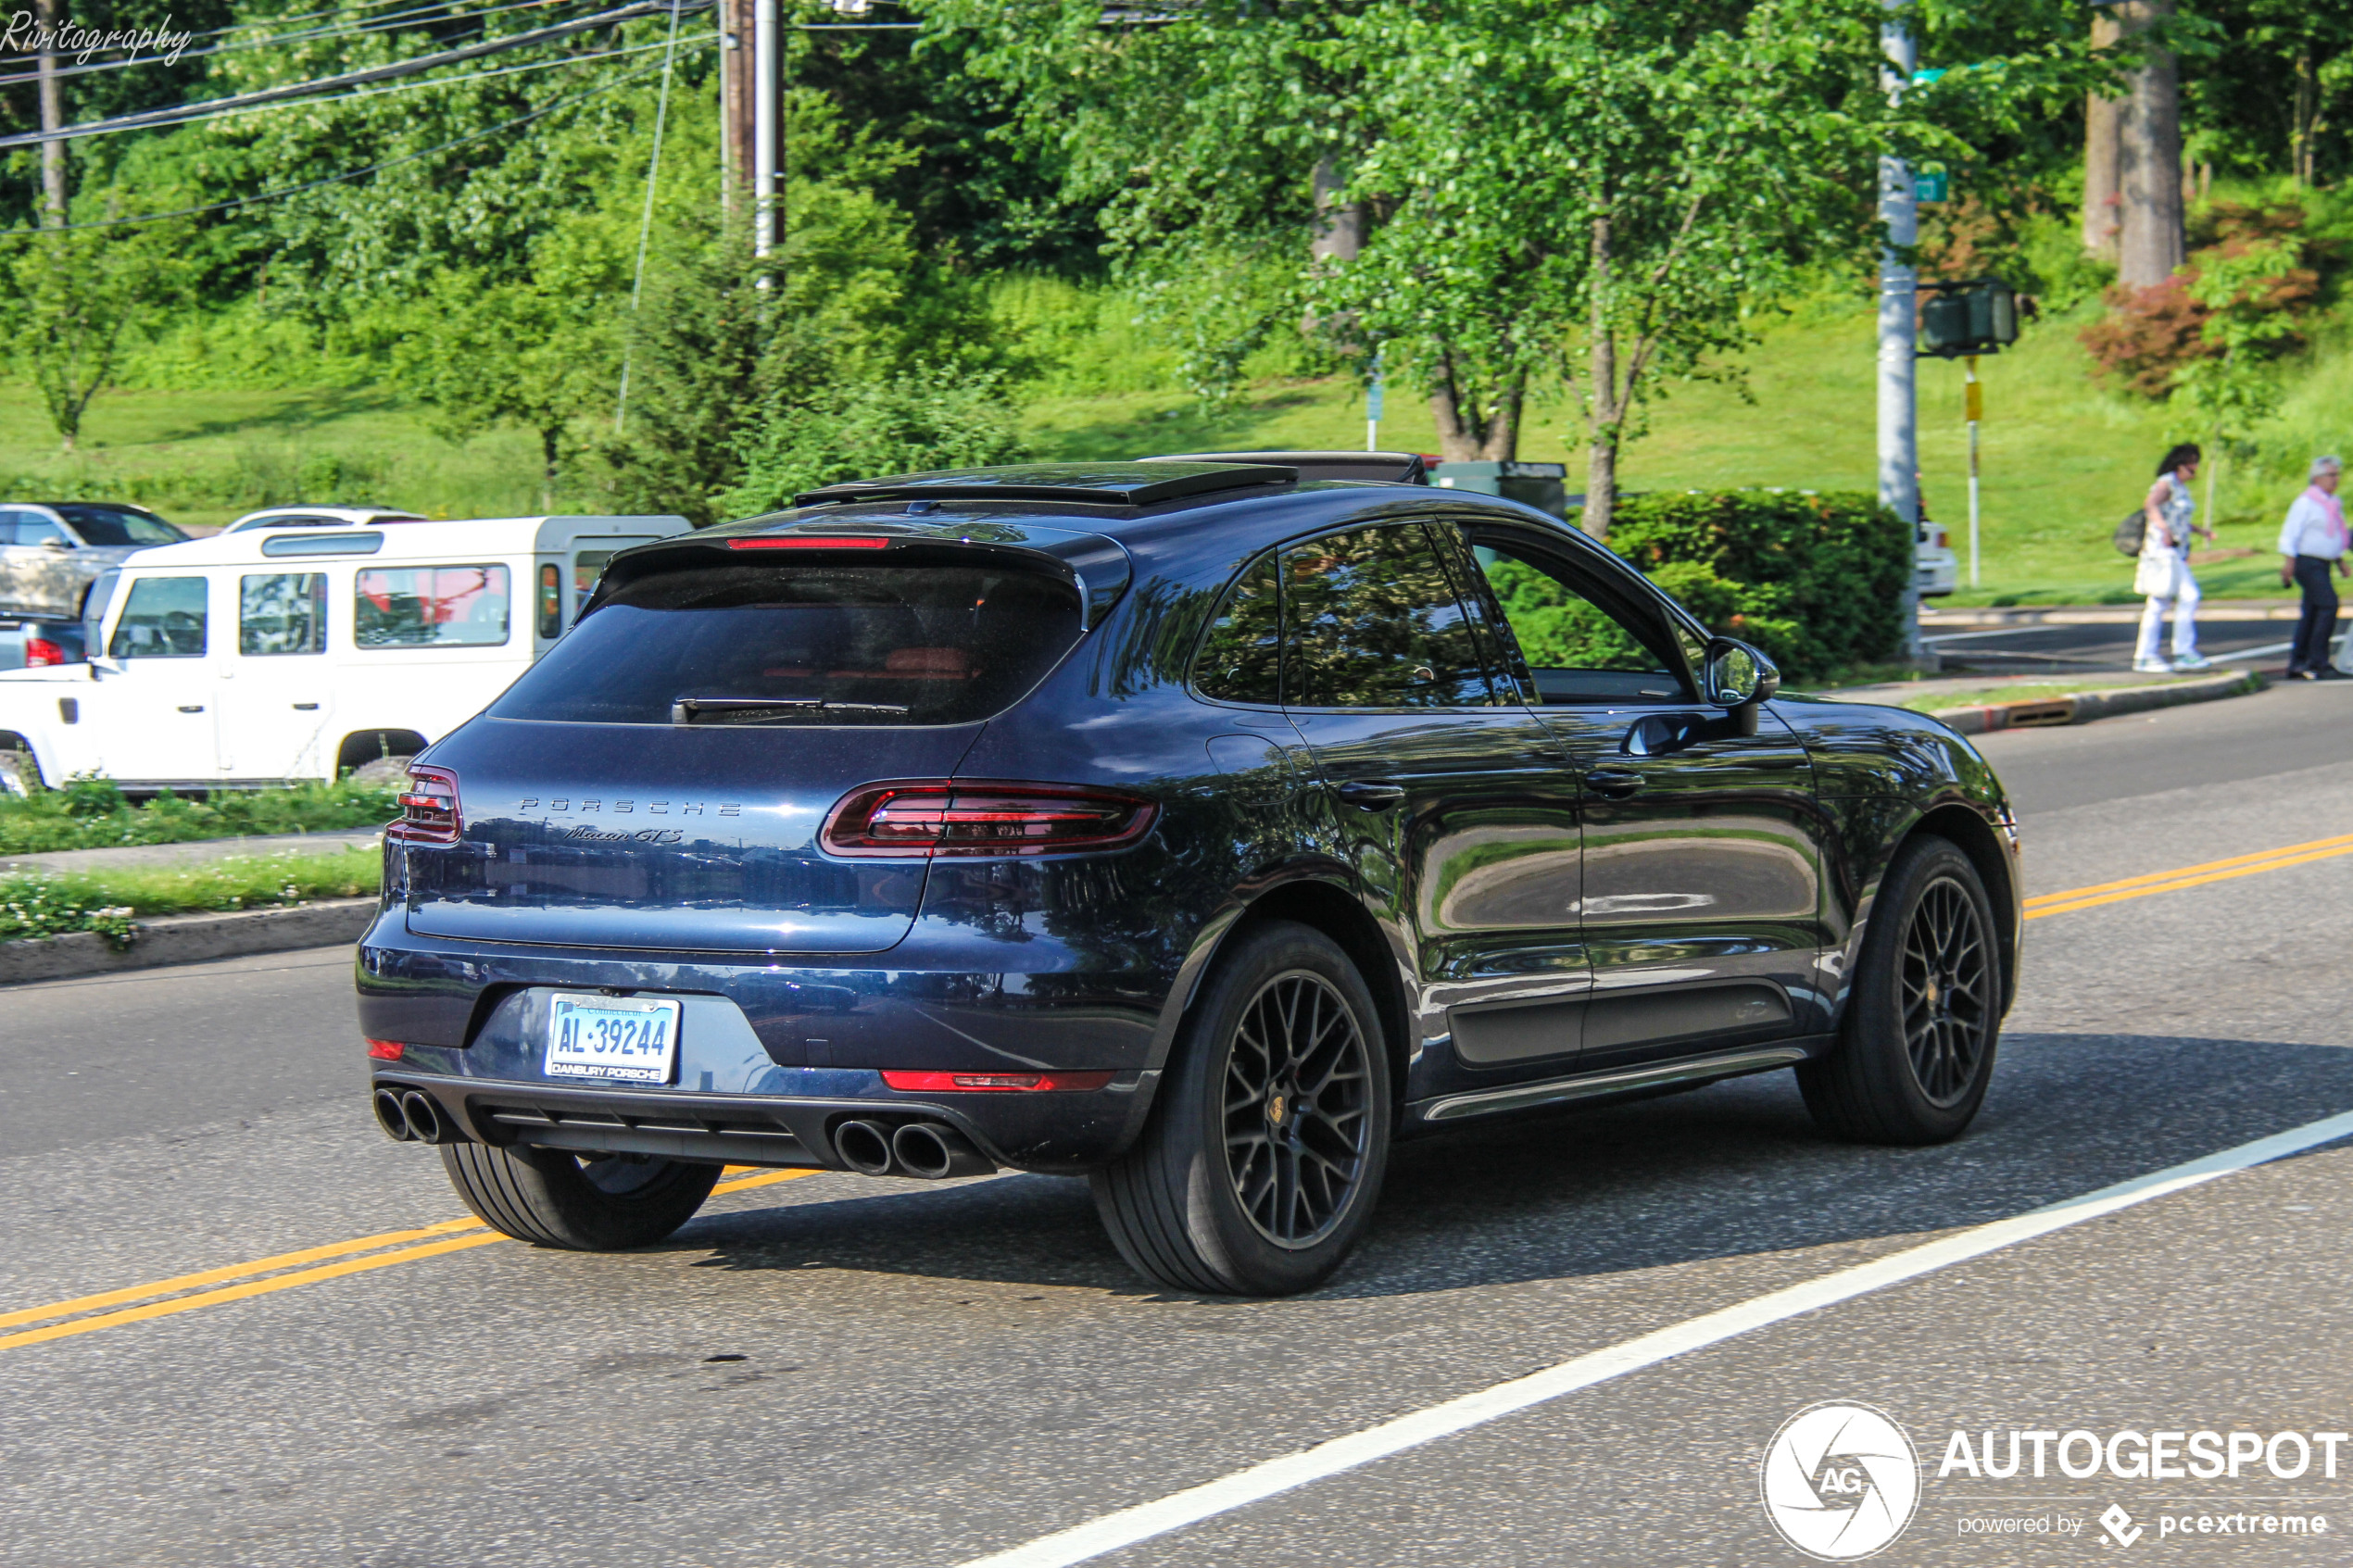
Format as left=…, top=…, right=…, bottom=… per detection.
left=9, top=292, right=2343, bottom=597
left=0, top=846, right=381, bottom=944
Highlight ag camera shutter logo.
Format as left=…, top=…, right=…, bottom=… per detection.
left=1760, top=1402, right=1922, bottom=1560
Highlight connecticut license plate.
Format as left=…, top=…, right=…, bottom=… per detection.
left=544, top=993, right=681, bottom=1085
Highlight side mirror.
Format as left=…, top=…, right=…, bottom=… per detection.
left=1703, top=637, right=1780, bottom=734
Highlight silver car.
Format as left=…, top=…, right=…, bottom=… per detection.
left=0, top=503, right=189, bottom=618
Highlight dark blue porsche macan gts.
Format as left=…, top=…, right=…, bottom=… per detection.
left=359, top=460, right=2022, bottom=1296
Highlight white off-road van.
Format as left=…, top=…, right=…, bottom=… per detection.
left=0, top=514, right=688, bottom=790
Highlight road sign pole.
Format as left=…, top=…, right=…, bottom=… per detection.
left=1965, top=355, right=1982, bottom=589
left=1365, top=351, right=1384, bottom=453
left=1879, top=4, right=1923, bottom=659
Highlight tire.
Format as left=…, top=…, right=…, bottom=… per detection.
left=440, top=1143, right=719, bottom=1250
left=1091, top=920, right=1393, bottom=1296
left=1799, top=834, right=2003, bottom=1145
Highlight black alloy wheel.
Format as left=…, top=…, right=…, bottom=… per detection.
left=1223, top=971, right=1376, bottom=1248
left=1901, top=873, right=1994, bottom=1106
left=1093, top=920, right=1393, bottom=1295
left=1799, top=834, right=2003, bottom=1145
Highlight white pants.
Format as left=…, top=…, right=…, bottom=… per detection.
left=2135, top=558, right=2201, bottom=661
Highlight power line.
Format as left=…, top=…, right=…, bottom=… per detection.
left=0, top=0, right=704, bottom=150
left=7, top=61, right=670, bottom=236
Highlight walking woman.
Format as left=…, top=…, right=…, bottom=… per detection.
left=2134, top=443, right=2215, bottom=672
left=2277, top=454, right=2347, bottom=680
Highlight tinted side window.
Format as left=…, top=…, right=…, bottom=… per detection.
left=1193, top=551, right=1282, bottom=705
left=1283, top=524, right=1494, bottom=709
left=1472, top=539, right=1684, bottom=704
left=108, top=576, right=208, bottom=659
left=240, top=572, right=327, bottom=656
left=355, top=565, right=510, bottom=648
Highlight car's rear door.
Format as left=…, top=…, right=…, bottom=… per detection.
left=1277, top=521, right=1590, bottom=1074
left=1454, top=521, right=1829, bottom=1071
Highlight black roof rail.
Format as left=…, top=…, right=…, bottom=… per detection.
left=1139, top=449, right=1429, bottom=485
left=794, top=461, right=1295, bottom=509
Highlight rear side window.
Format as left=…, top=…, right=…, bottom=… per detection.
left=108, top=576, right=208, bottom=659
left=1193, top=551, right=1281, bottom=705
left=240, top=572, right=327, bottom=656
left=1282, top=524, right=1495, bottom=709
left=355, top=565, right=510, bottom=648
left=491, top=559, right=1084, bottom=727
left=56, top=506, right=182, bottom=546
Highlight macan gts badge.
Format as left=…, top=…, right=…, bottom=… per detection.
left=359, top=458, right=2023, bottom=1297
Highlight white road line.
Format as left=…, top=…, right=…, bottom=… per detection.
left=2208, top=641, right=2293, bottom=663
left=956, top=1109, right=2353, bottom=1568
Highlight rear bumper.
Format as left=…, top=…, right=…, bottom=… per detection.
left=370, top=1067, right=1155, bottom=1173
left=356, top=911, right=1179, bottom=1172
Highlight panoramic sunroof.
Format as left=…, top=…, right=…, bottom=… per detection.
left=793, top=462, right=1296, bottom=509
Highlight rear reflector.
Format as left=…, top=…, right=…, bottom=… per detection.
left=366, top=1038, right=407, bottom=1060
left=23, top=637, right=66, bottom=667
left=823, top=781, right=1156, bottom=859
left=388, top=764, right=462, bottom=846
left=880, top=1071, right=1115, bottom=1092
left=729, top=536, right=891, bottom=550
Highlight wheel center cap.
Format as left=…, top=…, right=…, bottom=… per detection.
left=1924, top=975, right=1941, bottom=1008
left=1266, top=1092, right=1289, bottom=1127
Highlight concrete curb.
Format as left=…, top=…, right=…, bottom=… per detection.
left=0, top=897, right=379, bottom=986
left=1922, top=602, right=2300, bottom=629
left=1926, top=671, right=2263, bottom=736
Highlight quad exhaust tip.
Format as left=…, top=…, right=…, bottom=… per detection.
left=399, top=1091, right=447, bottom=1145
left=833, top=1118, right=999, bottom=1179
left=371, top=1088, right=414, bottom=1141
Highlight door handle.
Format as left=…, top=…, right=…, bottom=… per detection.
left=1585, top=767, right=1643, bottom=799
left=292, top=702, right=320, bottom=710
left=177, top=705, right=205, bottom=714
left=1336, top=780, right=1406, bottom=810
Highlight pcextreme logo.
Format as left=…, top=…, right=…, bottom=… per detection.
left=1760, top=1402, right=1922, bottom=1561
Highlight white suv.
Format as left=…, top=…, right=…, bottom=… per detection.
left=1917, top=516, right=1959, bottom=598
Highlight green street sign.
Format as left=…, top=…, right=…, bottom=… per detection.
left=1914, top=169, right=1949, bottom=204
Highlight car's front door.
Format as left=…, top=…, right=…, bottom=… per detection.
left=90, top=573, right=220, bottom=784
left=1455, top=523, right=1830, bottom=1072
left=1277, top=521, right=1590, bottom=1078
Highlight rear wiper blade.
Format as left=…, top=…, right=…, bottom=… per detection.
left=672, top=697, right=819, bottom=724
left=670, top=697, right=912, bottom=724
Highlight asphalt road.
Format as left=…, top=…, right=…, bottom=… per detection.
left=1927, top=614, right=2307, bottom=676
left=6, top=683, right=2353, bottom=1567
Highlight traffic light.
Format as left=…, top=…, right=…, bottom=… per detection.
left=1918, top=279, right=2019, bottom=359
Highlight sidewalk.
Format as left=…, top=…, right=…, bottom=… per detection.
left=0, top=827, right=383, bottom=878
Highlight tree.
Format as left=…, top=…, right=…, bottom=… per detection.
left=2, top=210, right=189, bottom=451
left=2113, top=0, right=2187, bottom=288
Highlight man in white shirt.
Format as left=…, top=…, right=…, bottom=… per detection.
left=2278, top=455, right=2347, bottom=680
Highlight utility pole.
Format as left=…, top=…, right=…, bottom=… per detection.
left=36, top=0, right=64, bottom=223
left=1879, top=1, right=1923, bottom=660
left=719, top=0, right=754, bottom=215
left=753, top=0, right=777, bottom=261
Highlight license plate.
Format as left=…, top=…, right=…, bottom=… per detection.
left=544, top=993, right=681, bottom=1084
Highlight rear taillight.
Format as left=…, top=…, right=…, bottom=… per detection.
left=880, top=1070, right=1115, bottom=1092
left=366, top=1038, right=406, bottom=1060
left=821, top=781, right=1156, bottom=859
left=729, top=536, right=891, bottom=550
left=390, top=765, right=462, bottom=845
left=22, top=637, right=65, bottom=667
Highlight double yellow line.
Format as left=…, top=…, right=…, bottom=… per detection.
left=2024, top=830, right=2353, bottom=921
left=0, top=1167, right=812, bottom=1353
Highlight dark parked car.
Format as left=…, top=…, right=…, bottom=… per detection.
left=359, top=462, right=2020, bottom=1296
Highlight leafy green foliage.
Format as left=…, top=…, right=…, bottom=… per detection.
left=1592, top=489, right=1913, bottom=682
left=0, top=774, right=399, bottom=855
left=722, top=370, right=1030, bottom=519
left=2, top=210, right=195, bottom=449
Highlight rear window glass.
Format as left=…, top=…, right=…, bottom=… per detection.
left=490, top=560, right=1083, bottom=727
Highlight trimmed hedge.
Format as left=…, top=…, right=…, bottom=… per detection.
left=1498, top=489, right=1911, bottom=684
